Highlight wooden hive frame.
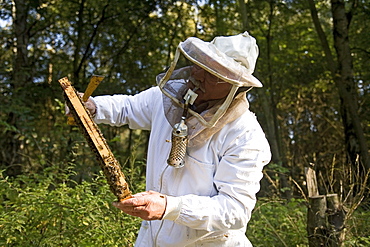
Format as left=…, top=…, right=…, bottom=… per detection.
left=59, top=77, right=132, bottom=201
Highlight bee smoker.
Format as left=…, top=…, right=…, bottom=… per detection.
left=167, top=88, right=198, bottom=168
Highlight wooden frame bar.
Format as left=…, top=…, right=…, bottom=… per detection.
left=59, top=77, right=132, bottom=201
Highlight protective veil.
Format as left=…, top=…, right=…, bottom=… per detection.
left=157, top=31, right=263, bottom=151
left=157, top=31, right=262, bottom=129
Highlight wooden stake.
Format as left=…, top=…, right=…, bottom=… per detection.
left=305, top=165, right=319, bottom=197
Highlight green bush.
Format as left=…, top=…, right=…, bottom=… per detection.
left=247, top=198, right=308, bottom=247
left=0, top=166, right=142, bottom=247
left=343, top=205, right=370, bottom=247
left=248, top=197, right=370, bottom=247
left=1, top=166, right=368, bottom=246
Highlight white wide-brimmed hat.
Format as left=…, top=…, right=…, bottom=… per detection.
left=178, top=31, right=262, bottom=88
left=157, top=31, right=262, bottom=127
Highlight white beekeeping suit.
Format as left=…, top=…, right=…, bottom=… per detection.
left=92, top=31, right=271, bottom=246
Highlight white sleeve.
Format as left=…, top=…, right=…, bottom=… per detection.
left=92, top=86, right=161, bottom=130
left=163, top=123, right=271, bottom=231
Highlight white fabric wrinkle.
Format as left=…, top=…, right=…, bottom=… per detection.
left=94, top=90, right=154, bottom=130
left=175, top=193, right=248, bottom=232
left=162, top=196, right=182, bottom=221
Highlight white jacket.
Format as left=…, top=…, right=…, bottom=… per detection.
left=93, top=86, right=271, bottom=247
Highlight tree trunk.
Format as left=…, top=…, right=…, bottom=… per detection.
left=210, top=0, right=227, bottom=36
left=330, top=0, right=370, bottom=171
left=73, top=0, right=86, bottom=85
left=13, top=0, right=30, bottom=87
left=1, top=0, right=30, bottom=175
left=237, top=0, right=249, bottom=30
left=307, top=0, right=369, bottom=172
left=238, top=0, right=288, bottom=197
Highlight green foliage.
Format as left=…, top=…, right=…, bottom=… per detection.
left=247, top=198, right=370, bottom=247
left=247, top=198, right=308, bottom=247
left=0, top=166, right=142, bottom=246
left=1, top=169, right=368, bottom=247
left=342, top=206, right=370, bottom=247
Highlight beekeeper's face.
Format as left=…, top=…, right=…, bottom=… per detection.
left=188, top=65, right=232, bottom=106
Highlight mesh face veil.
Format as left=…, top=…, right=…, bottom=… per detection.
left=157, top=31, right=263, bottom=128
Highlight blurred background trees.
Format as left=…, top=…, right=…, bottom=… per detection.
left=0, top=0, right=369, bottom=245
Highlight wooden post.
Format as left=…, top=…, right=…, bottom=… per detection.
left=326, top=194, right=346, bottom=246
left=307, top=195, right=327, bottom=246
left=305, top=166, right=346, bottom=247
left=306, top=166, right=326, bottom=246
left=305, top=166, right=319, bottom=197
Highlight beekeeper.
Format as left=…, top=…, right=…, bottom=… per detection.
left=86, top=31, right=271, bottom=247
